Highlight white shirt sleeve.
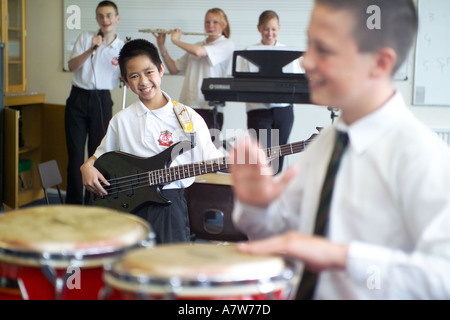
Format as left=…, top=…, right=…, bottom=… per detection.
left=204, top=38, right=235, bottom=67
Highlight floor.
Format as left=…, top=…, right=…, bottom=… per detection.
left=21, top=189, right=65, bottom=207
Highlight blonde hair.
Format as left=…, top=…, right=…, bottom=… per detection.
left=258, top=10, right=280, bottom=27
left=206, top=8, right=231, bottom=38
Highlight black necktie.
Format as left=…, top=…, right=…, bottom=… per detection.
left=295, top=130, right=349, bottom=300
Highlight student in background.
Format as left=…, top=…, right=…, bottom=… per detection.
left=239, top=10, right=304, bottom=174
left=231, top=0, right=450, bottom=299
left=154, top=8, right=235, bottom=133
left=81, top=39, right=223, bottom=244
left=65, top=1, right=124, bottom=204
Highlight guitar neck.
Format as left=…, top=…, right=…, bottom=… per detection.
left=264, top=139, right=309, bottom=160
left=149, top=139, right=310, bottom=186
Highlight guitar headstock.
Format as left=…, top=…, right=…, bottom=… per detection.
left=305, top=128, right=321, bottom=146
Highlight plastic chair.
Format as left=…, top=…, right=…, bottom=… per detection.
left=37, top=160, right=64, bottom=204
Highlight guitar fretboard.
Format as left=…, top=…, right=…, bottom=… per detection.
left=147, top=139, right=311, bottom=186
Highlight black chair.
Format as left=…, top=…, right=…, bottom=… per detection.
left=37, top=160, right=64, bottom=204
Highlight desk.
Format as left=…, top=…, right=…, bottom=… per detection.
left=195, top=173, right=232, bottom=185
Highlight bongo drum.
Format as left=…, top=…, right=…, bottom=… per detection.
left=103, top=243, right=295, bottom=300
left=0, top=205, right=153, bottom=300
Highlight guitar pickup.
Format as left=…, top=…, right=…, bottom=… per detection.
left=126, top=169, right=140, bottom=197
left=110, top=175, right=119, bottom=199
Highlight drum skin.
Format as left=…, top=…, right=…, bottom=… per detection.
left=103, top=243, right=295, bottom=300
left=0, top=205, right=153, bottom=300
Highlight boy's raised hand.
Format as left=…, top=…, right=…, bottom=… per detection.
left=229, top=136, right=297, bottom=207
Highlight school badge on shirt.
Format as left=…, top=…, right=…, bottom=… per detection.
left=158, top=130, right=174, bottom=147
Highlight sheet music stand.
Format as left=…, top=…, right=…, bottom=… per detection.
left=232, top=49, right=304, bottom=79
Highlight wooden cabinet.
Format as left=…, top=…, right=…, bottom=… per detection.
left=1, top=0, right=26, bottom=93
left=3, top=93, right=68, bottom=210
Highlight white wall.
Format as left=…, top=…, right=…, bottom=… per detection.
left=26, top=0, right=450, bottom=168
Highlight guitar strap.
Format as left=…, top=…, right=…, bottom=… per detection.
left=173, top=101, right=196, bottom=149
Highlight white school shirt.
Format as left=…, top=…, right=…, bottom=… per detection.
left=70, top=31, right=124, bottom=90
left=238, top=42, right=305, bottom=112
left=175, top=36, right=234, bottom=111
left=233, top=92, right=450, bottom=299
left=94, top=91, right=224, bottom=189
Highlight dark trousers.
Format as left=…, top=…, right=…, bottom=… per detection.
left=247, top=105, right=294, bottom=174
left=65, top=85, right=113, bottom=204
left=133, top=189, right=191, bottom=244
left=195, top=109, right=224, bottom=149
left=195, top=109, right=224, bottom=132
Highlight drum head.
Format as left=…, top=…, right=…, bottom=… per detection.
left=0, top=205, right=152, bottom=267
left=105, top=243, right=294, bottom=298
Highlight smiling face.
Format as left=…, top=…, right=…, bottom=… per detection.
left=258, top=17, right=280, bottom=46
left=96, top=5, right=120, bottom=35
left=124, top=54, right=166, bottom=109
left=301, top=5, right=377, bottom=116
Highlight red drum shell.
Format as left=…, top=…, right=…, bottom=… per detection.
left=103, top=243, right=295, bottom=300
left=0, top=205, right=153, bottom=300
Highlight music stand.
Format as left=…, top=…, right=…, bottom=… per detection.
left=232, top=49, right=304, bottom=78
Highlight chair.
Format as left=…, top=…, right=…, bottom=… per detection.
left=37, top=160, right=64, bottom=204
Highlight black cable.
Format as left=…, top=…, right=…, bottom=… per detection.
left=90, top=54, right=106, bottom=134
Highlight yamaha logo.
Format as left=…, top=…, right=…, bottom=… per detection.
left=209, top=84, right=231, bottom=90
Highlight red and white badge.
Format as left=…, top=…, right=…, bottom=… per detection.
left=158, top=130, right=174, bottom=147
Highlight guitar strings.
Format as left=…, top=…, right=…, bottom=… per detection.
left=100, top=161, right=228, bottom=197
left=101, top=160, right=230, bottom=196
left=99, top=139, right=312, bottom=197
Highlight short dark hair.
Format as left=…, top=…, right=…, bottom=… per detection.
left=118, top=39, right=163, bottom=80
left=315, top=0, right=418, bottom=73
left=96, top=1, right=119, bottom=15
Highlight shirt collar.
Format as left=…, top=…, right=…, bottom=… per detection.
left=109, top=34, right=122, bottom=49
left=335, top=91, right=410, bottom=155
left=134, top=91, right=173, bottom=117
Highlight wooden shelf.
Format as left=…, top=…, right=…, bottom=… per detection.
left=5, top=92, right=45, bottom=106
left=18, top=187, right=44, bottom=207
left=3, top=98, right=69, bottom=210
left=3, top=93, right=46, bottom=209
left=18, top=145, right=39, bottom=155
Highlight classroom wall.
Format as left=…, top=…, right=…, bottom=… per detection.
left=26, top=0, right=450, bottom=167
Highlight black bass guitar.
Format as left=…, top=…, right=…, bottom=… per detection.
left=91, top=134, right=316, bottom=213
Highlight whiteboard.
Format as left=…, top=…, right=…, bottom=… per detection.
left=413, top=0, right=450, bottom=106
left=63, top=0, right=314, bottom=71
